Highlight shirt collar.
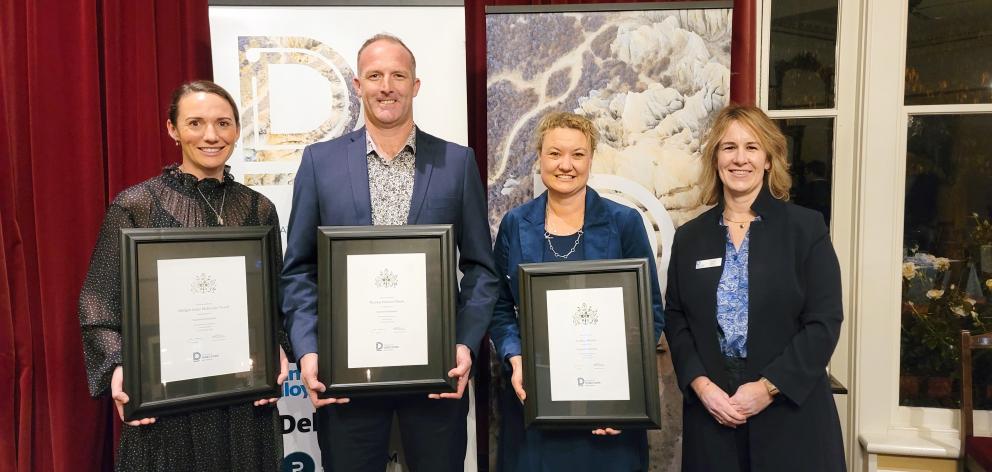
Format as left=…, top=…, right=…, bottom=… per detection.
left=366, top=125, right=418, bottom=158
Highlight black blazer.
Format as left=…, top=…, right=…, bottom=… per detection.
left=664, top=186, right=845, bottom=471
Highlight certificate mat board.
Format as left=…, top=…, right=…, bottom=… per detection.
left=519, top=258, right=661, bottom=429
left=345, top=252, right=429, bottom=368
left=157, top=255, right=252, bottom=383
left=317, top=225, right=456, bottom=396
left=546, top=287, right=631, bottom=402
left=120, top=226, right=281, bottom=421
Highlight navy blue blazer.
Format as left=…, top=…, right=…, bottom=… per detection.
left=281, top=128, right=500, bottom=357
left=488, top=188, right=665, bottom=362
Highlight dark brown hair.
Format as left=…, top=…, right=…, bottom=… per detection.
left=167, top=80, right=240, bottom=127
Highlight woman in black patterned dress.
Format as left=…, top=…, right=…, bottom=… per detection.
left=78, top=80, right=288, bottom=471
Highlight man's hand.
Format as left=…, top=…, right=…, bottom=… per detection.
left=299, top=353, right=350, bottom=408
left=429, top=344, right=472, bottom=399
left=729, top=381, right=773, bottom=418
left=691, top=376, right=746, bottom=428
left=508, top=355, right=526, bottom=401
left=254, top=346, right=290, bottom=406
left=111, top=365, right=156, bottom=426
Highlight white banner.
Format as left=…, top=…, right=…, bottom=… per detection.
left=210, top=5, right=473, bottom=471
left=209, top=4, right=468, bottom=251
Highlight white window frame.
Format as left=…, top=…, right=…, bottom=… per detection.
left=752, top=0, right=992, bottom=469
left=757, top=0, right=858, bottom=464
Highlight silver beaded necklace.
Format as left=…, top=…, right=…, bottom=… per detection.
left=544, top=206, right=584, bottom=260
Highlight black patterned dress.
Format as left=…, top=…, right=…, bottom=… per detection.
left=79, top=165, right=284, bottom=471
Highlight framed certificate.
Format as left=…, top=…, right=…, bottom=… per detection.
left=519, top=259, right=661, bottom=429
left=317, top=225, right=456, bottom=396
left=120, top=226, right=281, bottom=421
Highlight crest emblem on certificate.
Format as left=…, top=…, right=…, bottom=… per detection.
left=374, top=268, right=399, bottom=289
left=189, top=272, right=218, bottom=294
left=572, top=302, right=600, bottom=326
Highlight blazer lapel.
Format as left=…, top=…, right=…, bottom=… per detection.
left=407, top=130, right=435, bottom=224
left=698, top=219, right=728, bottom=305
left=694, top=208, right=730, bottom=385
left=582, top=189, right=612, bottom=259
left=744, top=186, right=784, bottom=365
left=347, top=130, right=373, bottom=225
left=519, top=193, right=547, bottom=264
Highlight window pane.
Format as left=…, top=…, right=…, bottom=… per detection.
left=905, top=0, right=992, bottom=105
left=768, top=0, right=838, bottom=109
left=774, top=118, right=834, bottom=225
left=900, top=114, right=992, bottom=408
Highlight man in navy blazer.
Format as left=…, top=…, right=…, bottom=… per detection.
left=281, top=34, right=499, bottom=471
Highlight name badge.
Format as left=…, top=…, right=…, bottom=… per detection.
left=695, top=258, right=722, bottom=269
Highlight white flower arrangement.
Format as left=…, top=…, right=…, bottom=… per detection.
left=903, top=262, right=917, bottom=280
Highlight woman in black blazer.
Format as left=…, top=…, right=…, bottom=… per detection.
left=664, top=104, right=845, bottom=471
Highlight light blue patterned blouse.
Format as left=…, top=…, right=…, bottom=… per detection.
left=716, top=216, right=761, bottom=357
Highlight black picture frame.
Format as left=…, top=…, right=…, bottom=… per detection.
left=317, top=224, right=457, bottom=396
left=120, top=226, right=281, bottom=421
left=519, top=258, right=661, bottom=430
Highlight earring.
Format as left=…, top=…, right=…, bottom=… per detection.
left=174, top=141, right=180, bottom=146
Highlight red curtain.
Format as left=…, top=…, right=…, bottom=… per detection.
left=0, top=1, right=212, bottom=470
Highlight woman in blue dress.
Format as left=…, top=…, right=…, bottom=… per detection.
left=488, top=112, right=665, bottom=471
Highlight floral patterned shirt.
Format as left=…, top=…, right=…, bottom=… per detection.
left=716, top=216, right=761, bottom=357
left=366, top=126, right=417, bottom=226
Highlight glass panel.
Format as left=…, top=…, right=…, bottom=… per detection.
left=773, top=118, right=835, bottom=225
left=905, top=0, right=992, bottom=105
left=768, top=0, right=838, bottom=109
left=900, top=114, right=992, bottom=408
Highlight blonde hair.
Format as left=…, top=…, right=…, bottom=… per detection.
left=699, top=104, right=791, bottom=205
left=534, top=112, right=598, bottom=155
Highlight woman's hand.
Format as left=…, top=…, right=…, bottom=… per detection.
left=508, top=355, right=526, bottom=401
left=254, top=346, right=289, bottom=407
left=691, top=376, right=746, bottom=428
left=729, top=381, right=773, bottom=418
left=111, top=365, right=156, bottom=426
left=592, top=428, right=622, bottom=436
